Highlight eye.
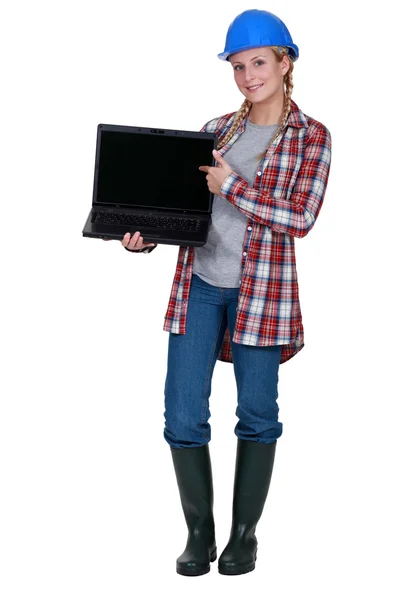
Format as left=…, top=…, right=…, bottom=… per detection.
left=234, top=60, right=264, bottom=71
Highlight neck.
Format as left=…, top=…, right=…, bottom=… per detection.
left=248, top=91, right=286, bottom=126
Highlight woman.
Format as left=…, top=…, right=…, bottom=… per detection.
left=119, top=9, right=332, bottom=576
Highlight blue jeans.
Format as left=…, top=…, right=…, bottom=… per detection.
left=163, top=274, right=283, bottom=448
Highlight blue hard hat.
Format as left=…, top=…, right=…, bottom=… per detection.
left=218, top=9, right=299, bottom=62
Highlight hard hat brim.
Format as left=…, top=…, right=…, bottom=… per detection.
left=218, top=43, right=299, bottom=62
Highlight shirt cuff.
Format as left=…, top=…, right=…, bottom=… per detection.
left=219, top=170, right=244, bottom=201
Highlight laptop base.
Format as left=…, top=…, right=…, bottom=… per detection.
left=82, top=211, right=210, bottom=247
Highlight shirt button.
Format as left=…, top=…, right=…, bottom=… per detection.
left=239, top=279, right=241, bottom=284
left=257, top=171, right=262, bottom=176
left=243, top=252, right=247, bottom=256
left=247, top=226, right=252, bottom=231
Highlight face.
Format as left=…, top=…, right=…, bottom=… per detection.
left=229, top=46, right=289, bottom=103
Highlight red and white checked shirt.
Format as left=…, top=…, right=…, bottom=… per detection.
left=162, top=98, right=332, bottom=365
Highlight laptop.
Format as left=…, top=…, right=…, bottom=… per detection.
left=82, top=123, right=219, bottom=246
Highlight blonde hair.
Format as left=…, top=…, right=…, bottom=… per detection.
left=217, top=46, right=294, bottom=161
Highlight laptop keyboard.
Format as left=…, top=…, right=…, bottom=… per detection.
left=93, top=211, right=202, bottom=232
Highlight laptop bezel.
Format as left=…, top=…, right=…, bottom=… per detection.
left=91, top=123, right=219, bottom=215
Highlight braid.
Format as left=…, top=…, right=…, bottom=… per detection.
left=254, top=47, right=294, bottom=161
left=217, top=99, right=251, bottom=150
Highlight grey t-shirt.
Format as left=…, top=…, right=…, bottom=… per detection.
left=193, top=119, right=280, bottom=287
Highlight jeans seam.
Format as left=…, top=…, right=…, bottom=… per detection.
left=201, top=310, right=226, bottom=440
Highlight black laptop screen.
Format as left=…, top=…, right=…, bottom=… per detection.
left=95, top=129, right=216, bottom=212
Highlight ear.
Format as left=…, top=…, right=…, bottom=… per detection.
left=282, top=55, right=290, bottom=76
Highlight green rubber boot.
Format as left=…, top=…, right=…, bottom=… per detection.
left=218, top=438, right=277, bottom=575
left=170, top=444, right=217, bottom=576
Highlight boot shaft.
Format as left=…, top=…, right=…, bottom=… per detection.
left=231, top=439, right=277, bottom=527
left=170, top=444, right=215, bottom=532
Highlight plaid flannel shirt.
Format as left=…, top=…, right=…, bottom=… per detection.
left=158, top=98, right=331, bottom=364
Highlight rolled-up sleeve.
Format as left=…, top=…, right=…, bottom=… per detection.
left=219, top=123, right=332, bottom=238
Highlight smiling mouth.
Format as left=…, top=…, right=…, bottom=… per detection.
left=246, top=84, right=264, bottom=91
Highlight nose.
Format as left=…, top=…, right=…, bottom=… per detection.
left=242, top=67, right=256, bottom=83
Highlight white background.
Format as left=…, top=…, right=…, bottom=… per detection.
left=1, top=0, right=399, bottom=598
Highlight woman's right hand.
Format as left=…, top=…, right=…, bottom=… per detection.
left=102, top=231, right=157, bottom=252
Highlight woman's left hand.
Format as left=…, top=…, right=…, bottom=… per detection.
left=199, top=149, right=233, bottom=195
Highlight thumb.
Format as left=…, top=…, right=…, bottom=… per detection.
left=212, top=149, right=226, bottom=166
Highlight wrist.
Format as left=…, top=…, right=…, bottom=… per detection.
left=124, top=244, right=157, bottom=254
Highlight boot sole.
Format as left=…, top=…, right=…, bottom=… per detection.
left=176, top=547, right=217, bottom=576
left=218, top=553, right=257, bottom=576
left=218, top=562, right=255, bottom=575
